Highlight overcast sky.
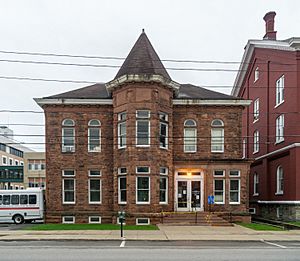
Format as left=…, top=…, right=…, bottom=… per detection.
left=0, top=0, right=300, bottom=151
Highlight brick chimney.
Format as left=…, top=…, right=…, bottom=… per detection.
left=263, top=11, right=277, bottom=40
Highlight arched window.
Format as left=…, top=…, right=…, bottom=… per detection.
left=211, top=119, right=224, bottom=153
left=88, top=119, right=101, bottom=152
left=62, top=119, right=75, bottom=152
left=276, top=166, right=284, bottom=194
left=184, top=119, right=197, bottom=152
left=253, top=172, right=259, bottom=195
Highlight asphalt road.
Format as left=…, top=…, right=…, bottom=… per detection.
left=0, top=240, right=300, bottom=261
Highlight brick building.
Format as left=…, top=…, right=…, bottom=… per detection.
left=36, top=31, right=251, bottom=224
left=232, top=12, right=300, bottom=220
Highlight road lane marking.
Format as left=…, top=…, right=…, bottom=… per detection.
left=260, top=239, right=287, bottom=249
left=120, top=239, right=126, bottom=248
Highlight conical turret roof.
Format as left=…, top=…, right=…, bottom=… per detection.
left=115, top=30, right=171, bottom=80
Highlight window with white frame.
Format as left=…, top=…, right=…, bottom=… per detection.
left=2, top=156, right=7, bottom=165
left=62, top=170, right=75, bottom=204
left=276, top=114, right=284, bottom=143
left=276, top=166, right=284, bottom=194
left=184, top=119, right=197, bottom=152
left=62, top=119, right=75, bottom=152
left=276, top=75, right=284, bottom=106
left=136, top=166, right=150, bottom=174
left=254, top=172, right=259, bottom=195
left=229, top=179, right=240, bottom=204
left=62, top=216, right=75, bottom=224
left=89, top=216, right=101, bottom=224
left=159, top=169, right=168, bottom=204
left=253, top=98, right=259, bottom=122
left=136, top=176, right=150, bottom=204
left=211, top=119, right=224, bottom=153
left=88, top=170, right=101, bottom=177
left=242, top=138, right=246, bottom=159
left=159, top=112, right=168, bottom=149
left=15, top=160, right=19, bottom=165
left=254, top=67, right=259, bottom=82
left=136, top=218, right=150, bottom=225
left=89, top=179, right=101, bottom=204
left=136, top=110, right=150, bottom=146
left=88, top=119, right=101, bottom=152
left=214, top=179, right=225, bottom=204
left=229, top=170, right=240, bottom=177
left=118, top=112, right=127, bottom=149
left=9, top=158, right=13, bottom=165
left=253, top=130, right=259, bottom=153
left=214, top=170, right=225, bottom=177
left=118, top=168, right=127, bottom=204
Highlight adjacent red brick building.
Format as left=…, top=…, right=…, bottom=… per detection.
left=232, top=12, right=300, bottom=220
left=36, top=31, right=251, bottom=224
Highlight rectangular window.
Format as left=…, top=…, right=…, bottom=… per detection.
left=118, top=176, right=127, bottom=204
left=229, top=170, right=240, bottom=177
left=254, top=173, right=259, bottom=195
left=88, top=170, right=101, bottom=177
left=62, top=128, right=75, bottom=152
left=136, top=110, right=150, bottom=146
left=89, top=216, right=101, bottom=224
left=253, top=130, right=259, bottom=153
left=276, top=75, right=284, bottom=106
left=20, top=195, right=28, bottom=204
left=242, top=138, right=246, bottom=159
left=160, top=167, right=168, bottom=175
left=159, top=112, right=168, bottom=149
left=276, top=114, right=284, bottom=143
left=62, top=216, right=75, bottom=224
left=2, top=156, right=7, bottom=165
left=11, top=195, right=19, bottom=205
left=9, top=158, right=13, bottom=166
left=136, top=218, right=150, bottom=225
left=184, top=128, right=197, bottom=152
left=159, top=176, right=168, bottom=204
left=211, top=128, right=224, bottom=152
left=214, top=179, right=225, bottom=204
left=118, top=167, right=127, bottom=175
left=118, top=112, right=127, bottom=149
left=253, top=98, right=259, bottom=122
left=136, top=177, right=150, bottom=204
left=136, top=166, right=150, bottom=174
left=254, top=67, right=259, bottom=82
left=29, top=195, right=37, bottom=204
left=214, top=170, right=225, bottom=177
left=63, top=170, right=75, bottom=177
left=88, top=128, right=101, bottom=152
left=63, top=179, right=75, bottom=204
left=229, top=179, right=240, bottom=204
left=89, top=179, right=101, bottom=204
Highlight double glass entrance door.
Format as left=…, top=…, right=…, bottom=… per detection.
left=177, top=180, right=202, bottom=211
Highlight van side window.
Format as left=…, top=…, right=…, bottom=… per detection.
left=11, top=195, right=19, bottom=205
left=20, top=195, right=28, bottom=204
left=29, top=195, right=37, bottom=204
left=0, top=195, right=2, bottom=205
left=3, top=195, right=10, bottom=205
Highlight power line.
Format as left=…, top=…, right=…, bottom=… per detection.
left=0, top=49, right=297, bottom=65
left=0, top=58, right=299, bottom=73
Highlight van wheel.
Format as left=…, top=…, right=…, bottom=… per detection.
left=13, top=214, right=24, bottom=225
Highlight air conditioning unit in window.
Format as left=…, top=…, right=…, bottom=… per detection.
left=63, top=146, right=74, bottom=153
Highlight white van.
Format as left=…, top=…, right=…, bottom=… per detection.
left=0, top=188, right=44, bottom=224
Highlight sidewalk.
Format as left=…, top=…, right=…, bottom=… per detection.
left=1, top=224, right=300, bottom=241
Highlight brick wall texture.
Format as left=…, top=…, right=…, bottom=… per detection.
left=43, top=82, right=251, bottom=224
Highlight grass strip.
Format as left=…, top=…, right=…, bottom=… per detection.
left=236, top=222, right=284, bottom=231
left=24, top=224, right=159, bottom=231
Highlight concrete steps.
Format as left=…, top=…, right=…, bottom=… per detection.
left=161, top=212, right=233, bottom=226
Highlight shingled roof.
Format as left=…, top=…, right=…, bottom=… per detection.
left=46, top=84, right=110, bottom=99
left=114, top=30, right=171, bottom=80
left=45, top=82, right=237, bottom=100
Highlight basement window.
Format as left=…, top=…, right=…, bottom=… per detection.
left=62, top=216, right=75, bottom=224
left=89, top=216, right=101, bottom=224
left=136, top=218, right=150, bottom=225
